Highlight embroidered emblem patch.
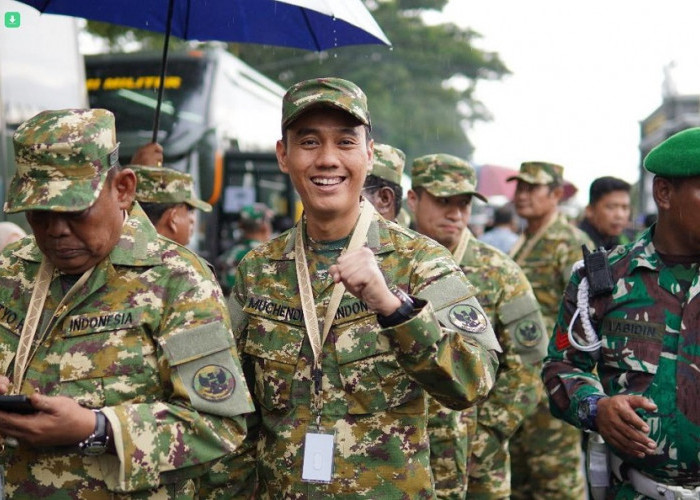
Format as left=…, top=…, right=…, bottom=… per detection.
left=449, top=304, right=487, bottom=333
left=514, top=319, right=542, bottom=347
left=193, top=365, right=236, bottom=402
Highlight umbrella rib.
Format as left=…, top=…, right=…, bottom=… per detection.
left=300, top=9, right=321, bottom=52
left=36, top=0, right=51, bottom=13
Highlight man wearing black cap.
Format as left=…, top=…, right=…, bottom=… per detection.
left=543, top=128, right=700, bottom=499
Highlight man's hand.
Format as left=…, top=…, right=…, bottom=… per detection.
left=131, top=142, right=164, bottom=167
left=597, top=395, right=657, bottom=458
left=329, top=247, right=400, bottom=316
left=0, top=394, right=96, bottom=448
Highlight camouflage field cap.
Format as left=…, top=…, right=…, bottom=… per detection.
left=240, top=203, right=273, bottom=223
left=507, top=161, right=564, bottom=185
left=370, top=144, right=405, bottom=185
left=410, top=153, right=487, bottom=202
left=5, top=108, right=120, bottom=213
left=281, top=77, right=371, bottom=131
left=644, top=127, right=700, bottom=177
left=132, top=165, right=212, bottom=212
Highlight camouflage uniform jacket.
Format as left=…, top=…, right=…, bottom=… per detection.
left=511, top=212, right=593, bottom=335
left=543, top=227, right=700, bottom=486
left=429, top=232, right=547, bottom=498
left=229, top=213, right=500, bottom=498
left=218, top=238, right=263, bottom=292
left=0, top=203, right=254, bottom=498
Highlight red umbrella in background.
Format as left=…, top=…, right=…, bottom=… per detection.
left=476, top=164, right=578, bottom=204
left=476, top=164, right=518, bottom=201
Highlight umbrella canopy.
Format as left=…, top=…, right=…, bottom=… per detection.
left=16, top=0, right=391, bottom=140
left=16, top=0, right=390, bottom=51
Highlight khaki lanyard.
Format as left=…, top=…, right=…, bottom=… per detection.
left=509, top=211, right=558, bottom=266
left=12, top=260, right=94, bottom=393
left=452, top=228, right=471, bottom=264
left=295, top=202, right=374, bottom=417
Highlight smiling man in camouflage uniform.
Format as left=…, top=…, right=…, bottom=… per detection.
left=0, top=108, right=254, bottom=498
left=227, top=77, right=501, bottom=498
left=407, top=154, right=548, bottom=499
left=507, top=161, right=593, bottom=499
left=543, top=128, right=700, bottom=499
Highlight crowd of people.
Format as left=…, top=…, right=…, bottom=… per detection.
left=0, top=76, right=696, bottom=500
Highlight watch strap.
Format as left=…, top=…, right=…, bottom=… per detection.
left=78, top=409, right=110, bottom=456
left=377, top=289, right=415, bottom=328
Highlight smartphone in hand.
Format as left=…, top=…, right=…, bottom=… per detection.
left=0, top=395, right=37, bottom=414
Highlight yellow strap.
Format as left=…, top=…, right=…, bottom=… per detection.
left=12, top=261, right=94, bottom=393
left=452, top=229, right=471, bottom=264
left=295, top=202, right=375, bottom=362
left=509, top=211, right=558, bottom=266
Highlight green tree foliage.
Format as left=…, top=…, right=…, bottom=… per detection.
left=86, top=0, right=508, bottom=161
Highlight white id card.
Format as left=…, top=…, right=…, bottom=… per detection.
left=301, top=431, right=335, bottom=483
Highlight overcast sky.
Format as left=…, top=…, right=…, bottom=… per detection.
left=434, top=0, right=700, bottom=204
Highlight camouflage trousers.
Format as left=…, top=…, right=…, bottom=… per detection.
left=428, top=399, right=469, bottom=499
left=509, top=399, right=586, bottom=500
left=466, top=412, right=510, bottom=500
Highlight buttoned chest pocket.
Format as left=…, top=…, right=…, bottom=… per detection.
left=335, top=320, right=423, bottom=415
left=59, top=311, right=159, bottom=408
left=243, top=315, right=304, bottom=412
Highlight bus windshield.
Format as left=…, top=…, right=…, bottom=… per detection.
left=85, top=56, right=213, bottom=140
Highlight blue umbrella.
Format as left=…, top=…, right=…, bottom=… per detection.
left=16, top=0, right=391, bottom=140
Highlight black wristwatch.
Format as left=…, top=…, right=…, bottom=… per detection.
left=377, top=288, right=415, bottom=328
left=78, top=409, right=110, bottom=456
left=577, top=395, right=605, bottom=432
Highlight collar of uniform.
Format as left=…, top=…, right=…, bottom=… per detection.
left=109, top=202, right=163, bottom=266
left=278, top=211, right=392, bottom=260
left=623, top=225, right=659, bottom=273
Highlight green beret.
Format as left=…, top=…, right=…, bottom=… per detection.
left=644, top=127, right=700, bottom=177
left=282, top=77, right=371, bottom=131
left=410, top=153, right=487, bottom=201
left=369, top=144, right=405, bottom=185
left=133, top=165, right=212, bottom=212
left=6, top=108, right=119, bottom=213
left=507, top=161, right=563, bottom=185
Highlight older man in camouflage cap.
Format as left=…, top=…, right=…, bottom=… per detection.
left=408, top=153, right=547, bottom=499
left=543, top=128, right=700, bottom=499
left=362, top=143, right=406, bottom=223
left=506, top=161, right=592, bottom=499
left=132, top=165, right=211, bottom=246
left=226, top=77, right=501, bottom=498
left=0, top=108, right=253, bottom=498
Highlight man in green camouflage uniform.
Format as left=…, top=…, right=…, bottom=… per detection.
left=0, top=109, right=254, bottom=498
left=407, top=154, right=548, bottom=499
left=132, top=165, right=212, bottom=246
left=217, top=203, right=274, bottom=295
left=543, top=128, right=700, bottom=499
left=362, top=143, right=406, bottom=224
left=506, top=161, right=592, bottom=499
left=227, top=77, right=502, bottom=498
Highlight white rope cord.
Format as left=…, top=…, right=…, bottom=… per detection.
left=567, top=260, right=602, bottom=352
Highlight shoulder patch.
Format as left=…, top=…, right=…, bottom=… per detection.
left=449, top=304, right=487, bottom=333
left=514, top=319, right=542, bottom=347
left=193, top=364, right=236, bottom=402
